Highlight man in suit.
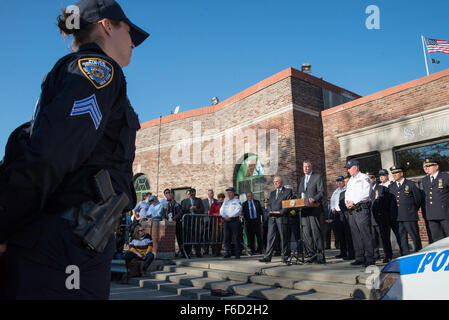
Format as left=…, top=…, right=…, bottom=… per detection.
left=296, top=160, right=326, bottom=264
left=367, top=172, right=393, bottom=263
left=180, top=188, right=205, bottom=258
left=202, top=189, right=217, bottom=255
left=389, top=166, right=422, bottom=256
left=259, top=176, right=293, bottom=264
left=242, top=192, right=264, bottom=255
left=421, top=158, right=449, bottom=242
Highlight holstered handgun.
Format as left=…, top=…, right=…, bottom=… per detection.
left=61, top=169, right=129, bottom=253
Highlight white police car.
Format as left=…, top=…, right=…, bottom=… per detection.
left=373, top=236, right=449, bottom=299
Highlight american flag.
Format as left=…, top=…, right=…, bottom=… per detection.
left=425, top=37, right=449, bottom=54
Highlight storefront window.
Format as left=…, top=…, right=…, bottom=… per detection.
left=394, top=140, right=449, bottom=177
left=347, top=152, right=382, bottom=175
left=235, top=155, right=266, bottom=201
left=134, top=174, right=150, bottom=202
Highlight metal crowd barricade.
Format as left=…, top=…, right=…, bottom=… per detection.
left=181, top=214, right=224, bottom=258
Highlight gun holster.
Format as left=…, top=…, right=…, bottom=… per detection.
left=61, top=169, right=129, bottom=253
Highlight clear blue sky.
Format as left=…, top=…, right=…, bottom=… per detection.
left=0, top=0, right=448, bottom=155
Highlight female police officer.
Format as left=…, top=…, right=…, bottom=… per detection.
left=0, top=0, right=148, bottom=299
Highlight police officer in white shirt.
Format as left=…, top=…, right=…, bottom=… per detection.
left=220, top=187, right=243, bottom=259
left=344, top=159, right=375, bottom=267
left=330, top=176, right=346, bottom=258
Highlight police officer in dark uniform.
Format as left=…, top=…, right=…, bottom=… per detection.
left=367, top=172, right=393, bottom=263
left=421, top=158, right=449, bottom=242
left=0, top=0, right=149, bottom=299
left=388, top=166, right=422, bottom=256
left=338, top=175, right=355, bottom=260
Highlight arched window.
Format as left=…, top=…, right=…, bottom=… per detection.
left=235, top=154, right=266, bottom=201
left=134, top=174, right=150, bottom=202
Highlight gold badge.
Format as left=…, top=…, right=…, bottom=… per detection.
left=405, top=185, right=410, bottom=193
left=375, top=190, right=379, bottom=199
left=439, top=179, right=444, bottom=189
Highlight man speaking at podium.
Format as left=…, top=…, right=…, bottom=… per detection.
left=297, top=160, right=326, bottom=264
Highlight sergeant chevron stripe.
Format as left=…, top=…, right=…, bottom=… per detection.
left=70, top=94, right=102, bottom=130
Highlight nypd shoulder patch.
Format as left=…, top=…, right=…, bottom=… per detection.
left=70, top=94, right=102, bottom=130
left=78, top=58, right=114, bottom=89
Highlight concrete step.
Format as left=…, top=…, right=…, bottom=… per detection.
left=127, top=277, right=256, bottom=300
left=230, top=283, right=349, bottom=300
left=163, top=266, right=252, bottom=283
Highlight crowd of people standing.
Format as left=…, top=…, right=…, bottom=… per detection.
left=122, top=158, right=448, bottom=269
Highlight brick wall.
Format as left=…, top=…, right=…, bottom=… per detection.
left=134, top=73, right=332, bottom=200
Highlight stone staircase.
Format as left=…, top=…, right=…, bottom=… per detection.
left=113, top=251, right=379, bottom=300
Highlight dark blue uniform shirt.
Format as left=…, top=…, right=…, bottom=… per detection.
left=388, top=179, right=421, bottom=222
left=0, top=43, right=139, bottom=244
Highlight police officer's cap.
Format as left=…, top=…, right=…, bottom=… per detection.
left=344, top=159, right=359, bottom=169
left=75, top=0, right=149, bottom=47
left=336, top=176, right=344, bottom=182
left=225, top=187, right=235, bottom=192
left=378, top=169, right=389, bottom=176
left=149, top=195, right=157, bottom=201
left=390, top=166, right=404, bottom=174
left=366, top=172, right=376, bottom=178
left=424, top=158, right=438, bottom=167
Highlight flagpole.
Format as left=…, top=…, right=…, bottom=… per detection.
left=421, top=35, right=430, bottom=76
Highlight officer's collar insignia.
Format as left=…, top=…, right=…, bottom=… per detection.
left=78, top=58, right=114, bottom=89
left=71, top=94, right=102, bottom=130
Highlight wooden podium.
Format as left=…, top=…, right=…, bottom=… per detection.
left=282, top=198, right=319, bottom=209
left=280, top=198, right=319, bottom=265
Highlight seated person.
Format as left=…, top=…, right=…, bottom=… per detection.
left=123, top=225, right=154, bottom=278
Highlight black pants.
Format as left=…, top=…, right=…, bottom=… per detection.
left=372, top=218, right=393, bottom=259
left=348, top=208, right=374, bottom=263
left=283, top=220, right=300, bottom=257
left=337, top=212, right=354, bottom=258
left=389, top=220, right=403, bottom=255
left=428, top=219, right=449, bottom=243
left=224, top=220, right=242, bottom=257
left=124, top=250, right=154, bottom=272
left=325, top=221, right=337, bottom=249
left=264, top=216, right=286, bottom=260
left=245, top=219, right=263, bottom=253
left=301, top=212, right=325, bottom=261
left=0, top=216, right=115, bottom=300
left=399, top=221, right=422, bottom=256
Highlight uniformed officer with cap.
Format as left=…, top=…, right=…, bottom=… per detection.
left=220, top=187, right=243, bottom=259
left=388, top=166, right=422, bottom=256
left=330, top=176, right=346, bottom=258
left=0, top=0, right=149, bottom=299
left=378, top=169, right=392, bottom=188
left=367, top=172, right=393, bottom=263
left=421, top=158, right=449, bottom=242
left=344, top=159, right=375, bottom=267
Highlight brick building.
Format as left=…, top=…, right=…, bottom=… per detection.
left=322, top=68, right=449, bottom=244
left=133, top=67, right=359, bottom=203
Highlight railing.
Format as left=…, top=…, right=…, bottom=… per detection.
left=181, top=214, right=224, bottom=258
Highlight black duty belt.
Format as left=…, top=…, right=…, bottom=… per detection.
left=351, top=202, right=371, bottom=213
left=226, top=217, right=240, bottom=222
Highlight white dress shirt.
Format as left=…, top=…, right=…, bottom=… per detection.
left=345, top=172, right=372, bottom=205
left=330, top=186, right=346, bottom=211
left=220, top=198, right=242, bottom=218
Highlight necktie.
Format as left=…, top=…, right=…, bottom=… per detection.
left=397, top=182, right=401, bottom=188
left=431, top=176, right=434, bottom=183
left=304, top=175, right=309, bottom=190
left=249, top=201, right=254, bottom=219
left=276, top=189, right=279, bottom=200
left=209, top=198, right=212, bottom=207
